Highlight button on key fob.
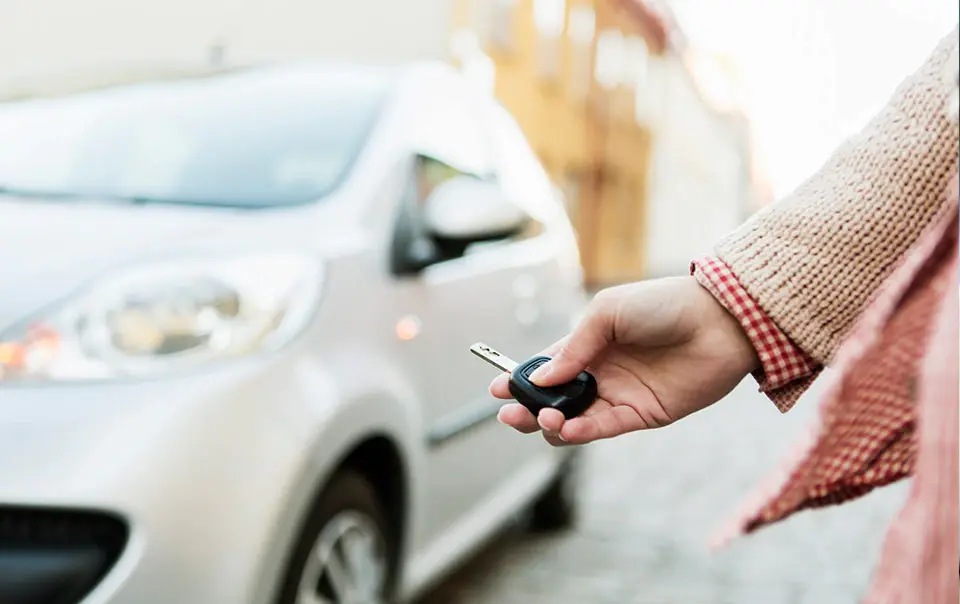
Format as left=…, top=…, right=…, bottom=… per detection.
left=470, top=342, right=597, bottom=419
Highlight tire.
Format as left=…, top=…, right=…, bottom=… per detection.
left=528, top=451, right=582, bottom=532
left=276, top=470, right=397, bottom=604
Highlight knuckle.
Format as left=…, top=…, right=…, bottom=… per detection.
left=594, top=283, right=630, bottom=305
left=591, top=287, right=618, bottom=308
left=588, top=288, right=621, bottom=325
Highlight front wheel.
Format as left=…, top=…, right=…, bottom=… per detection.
left=277, top=470, right=395, bottom=604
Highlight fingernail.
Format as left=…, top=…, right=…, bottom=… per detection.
left=557, top=432, right=568, bottom=442
left=529, top=363, right=552, bottom=383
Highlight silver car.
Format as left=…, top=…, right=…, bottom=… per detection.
left=0, top=62, right=587, bottom=604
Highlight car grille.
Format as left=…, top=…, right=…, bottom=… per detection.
left=0, top=506, right=129, bottom=604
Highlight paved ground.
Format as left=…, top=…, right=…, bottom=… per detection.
left=417, top=375, right=908, bottom=604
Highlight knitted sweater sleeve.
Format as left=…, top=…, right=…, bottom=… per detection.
left=715, top=26, right=960, bottom=364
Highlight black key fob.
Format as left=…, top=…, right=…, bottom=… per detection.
left=508, top=356, right=598, bottom=419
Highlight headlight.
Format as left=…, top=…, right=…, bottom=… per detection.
left=0, top=253, right=323, bottom=383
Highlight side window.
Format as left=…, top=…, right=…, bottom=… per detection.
left=391, top=81, right=548, bottom=275
left=391, top=85, right=500, bottom=273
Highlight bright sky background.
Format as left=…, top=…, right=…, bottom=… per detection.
left=669, top=0, right=957, bottom=198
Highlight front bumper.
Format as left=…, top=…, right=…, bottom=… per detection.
left=0, top=506, right=128, bottom=604
left=0, top=355, right=345, bottom=604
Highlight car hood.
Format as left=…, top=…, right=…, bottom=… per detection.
left=0, top=198, right=351, bottom=330
left=0, top=199, right=230, bottom=277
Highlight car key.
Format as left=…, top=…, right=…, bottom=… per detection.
left=470, top=342, right=597, bottom=419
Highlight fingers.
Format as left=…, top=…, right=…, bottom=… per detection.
left=489, top=373, right=511, bottom=399
left=537, top=408, right=570, bottom=447
left=492, top=288, right=623, bottom=445
left=498, top=403, right=648, bottom=446
left=558, top=406, right=647, bottom=444
left=499, top=400, right=650, bottom=446
left=496, top=404, right=572, bottom=446
left=536, top=407, right=565, bottom=434
left=528, top=294, right=616, bottom=387
left=488, top=339, right=566, bottom=399
left=497, top=403, right=539, bottom=433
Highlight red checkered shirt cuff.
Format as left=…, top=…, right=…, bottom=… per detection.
left=690, top=257, right=821, bottom=411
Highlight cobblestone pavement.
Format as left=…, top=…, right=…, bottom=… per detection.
left=417, top=376, right=908, bottom=604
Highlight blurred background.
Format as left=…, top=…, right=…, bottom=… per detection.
left=0, top=0, right=953, bottom=283
left=0, top=1, right=956, bottom=604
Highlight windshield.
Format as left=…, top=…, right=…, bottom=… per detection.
left=0, top=66, right=390, bottom=208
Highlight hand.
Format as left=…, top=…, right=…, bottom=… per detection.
left=493, top=276, right=760, bottom=446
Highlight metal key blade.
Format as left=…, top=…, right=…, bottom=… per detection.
left=470, top=342, right=519, bottom=373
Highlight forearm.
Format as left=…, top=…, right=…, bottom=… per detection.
left=715, top=26, right=959, bottom=364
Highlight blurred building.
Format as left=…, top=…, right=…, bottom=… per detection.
left=638, top=37, right=766, bottom=279
left=0, top=0, right=766, bottom=284
left=448, top=0, right=660, bottom=285
left=450, top=0, right=766, bottom=283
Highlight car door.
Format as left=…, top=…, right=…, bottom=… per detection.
left=428, top=98, right=586, bottom=517
left=384, top=76, right=583, bottom=551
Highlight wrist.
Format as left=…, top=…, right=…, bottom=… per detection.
left=690, top=257, right=820, bottom=397
left=691, top=277, right=762, bottom=375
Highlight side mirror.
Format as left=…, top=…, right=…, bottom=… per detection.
left=423, top=175, right=529, bottom=242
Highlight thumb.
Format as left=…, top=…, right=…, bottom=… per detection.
left=529, top=295, right=615, bottom=386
